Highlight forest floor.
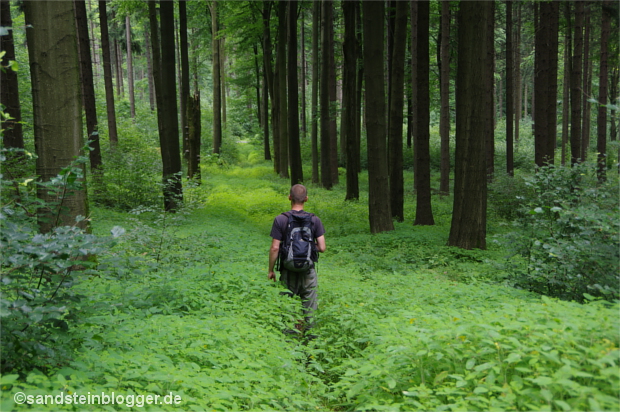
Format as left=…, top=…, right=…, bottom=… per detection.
left=3, top=162, right=619, bottom=411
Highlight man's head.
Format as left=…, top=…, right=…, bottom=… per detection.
left=289, top=184, right=308, bottom=205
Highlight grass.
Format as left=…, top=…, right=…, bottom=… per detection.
left=2, top=159, right=618, bottom=411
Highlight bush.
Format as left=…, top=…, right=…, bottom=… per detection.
left=496, top=162, right=619, bottom=302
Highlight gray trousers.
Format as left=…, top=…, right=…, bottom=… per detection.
left=279, top=267, right=317, bottom=328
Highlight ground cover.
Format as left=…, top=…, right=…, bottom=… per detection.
left=2, top=162, right=618, bottom=411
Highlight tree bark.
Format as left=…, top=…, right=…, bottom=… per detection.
left=144, top=24, right=155, bottom=112
left=343, top=0, right=358, bottom=201
left=362, top=0, right=393, bottom=234
left=311, top=0, right=320, bottom=183
left=448, top=0, right=492, bottom=250
left=97, top=1, right=118, bottom=146
left=1, top=0, right=24, bottom=151
left=410, top=0, right=419, bottom=192
left=561, top=5, right=571, bottom=166
left=597, top=1, right=611, bottom=182
left=179, top=0, right=190, bottom=164
left=320, top=0, right=332, bottom=189
left=125, top=15, right=135, bottom=118
left=211, top=1, right=222, bottom=155
left=24, top=0, right=88, bottom=233
left=506, top=0, right=514, bottom=176
left=570, top=1, right=584, bottom=165
left=261, top=2, right=276, bottom=163
left=439, top=0, right=451, bottom=190
left=581, top=5, right=591, bottom=161
left=326, top=0, right=338, bottom=185
left=276, top=0, right=289, bottom=179
left=414, top=0, right=434, bottom=226
left=388, top=1, right=407, bottom=221
left=187, top=91, right=201, bottom=182
left=288, top=0, right=303, bottom=185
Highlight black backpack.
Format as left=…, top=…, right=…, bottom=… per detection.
left=279, top=211, right=317, bottom=272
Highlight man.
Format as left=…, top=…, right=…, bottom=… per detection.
left=268, top=184, right=326, bottom=336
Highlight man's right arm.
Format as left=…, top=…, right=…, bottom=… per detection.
left=268, top=238, right=281, bottom=281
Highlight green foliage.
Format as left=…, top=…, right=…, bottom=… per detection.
left=495, top=162, right=620, bottom=302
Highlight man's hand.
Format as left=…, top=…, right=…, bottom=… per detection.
left=268, top=271, right=277, bottom=282
left=268, top=238, right=281, bottom=282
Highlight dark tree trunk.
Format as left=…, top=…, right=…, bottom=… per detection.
left=343, top=0, right=358, bottom=201
left=179, top=0, right=190, bottom=163
left=125, top=15, right=135, bottom=118
left=311, top=0, right=320, bottom=183
left=1, top=0, right=24, bottom=152
left=485, top=2, right=495, bottom=181
left=254, top=43, right=262, bottom=128
left=414, top=0, right=434, bottom=226
left=261, top=2, right=276, bottom=163
left=211, top=1, right=222, bottom=155
left=355, top=1, right=363, bottom=174
left=581, top=5, right=591, bottom=161
left=448, top=0, right=492, bottom=250
left=570, top=1, right=584, bottom=165
left=320, top=0, right=332, bottom=189
left=144, top=24, right=155, bottom=112
left=158, top=0, right=183, bottom=211
left=506, top=0, right=514, bottom=175
left=99, top=0, right=118, bottom=144
left=561, top=4, right=571, bottom=166
left=187, top=91, right=201, bottom=183
left=288, top=0, right=303, bottom=185
left=535, top=1, right=559, bottom=167
left=514, top=4, right=522, bottom=144
left=326, top=0, right=338, bottom=185
left=388, top=1, right=407, bottom=221
left=439, top=0, right=451, bottom=190
left=362, top=0, right=393, bottom=234
left=410, top=0, right=419, bottom=192
left=597, top=1, right=611, bottom=182
left=300, top=12, right=307, bottom=139
left=276, top=0, right=289, bottom=179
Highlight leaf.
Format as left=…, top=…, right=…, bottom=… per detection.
left=466, top=358, right=476, bottom=370
left=473, top=386, right=489, bottom=394
left=434, top=371, right=449, bottom=386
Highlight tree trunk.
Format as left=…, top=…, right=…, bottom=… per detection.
left=570, top=1, right=584, bottom=165
left=561, top=8, right=571, bottom=166
left=534, top=0, right=559, bottom=166
left=179, top=0, right=190, bottom=164
left=144, top=24, right=155, bottom=112
left=448, top=0, right=492, bottom=250
left=343, top=0, right=358, bottom=201
left=414, top=0, right=434, bottom=226
left=99, top=0, right=118, bottom=145
left=320, top=0, right=332, bottom=189
left=581, top=5, right=591, bottom=161
left=362, top=0, right=393, bottom=234
left=1, top=0, right=24, bottom=151
left=158, top=0, right=183, bottom=211
left=24, top=0, right=88, bottom=233
left=187, top=91, right=201, bottom=183
left=288, top=0, right=303, bottom=185
left=261, top=2, right=275, bottom=163
left=211, top=1, right=222, bottom=155
left=485, top=2, right=495, bottom=180
left=410, top=0, right=419, bottom=193
left=125, top=15, right=135, bottom=118
left=311, top=0, right=320, bottom=183
left=597, top=1, right=611, bottom=182
left=326, top=0, right=338, bottom=185
left=514, top=4, right=522, bottom=143
left=355, top=1, right=363, bottom=174
left=506, top=0, right=514, bottom=176
left=276, top=0, right=289, bottom=179
left=388, top=1, right=407, bottom=221
left=300, top=12, right=307, bottom=140
left=439, top=0, right=451, bottom=190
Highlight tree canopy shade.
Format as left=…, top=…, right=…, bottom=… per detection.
left=23, top=0, right=88, bottom=233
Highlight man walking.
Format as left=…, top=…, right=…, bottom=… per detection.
left=268, top=184, right=326, bottom=337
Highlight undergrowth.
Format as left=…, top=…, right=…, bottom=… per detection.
left=1, top=160, right=618, bottom=411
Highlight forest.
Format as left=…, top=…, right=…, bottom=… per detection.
left=1, top=0, right=619, bottom=410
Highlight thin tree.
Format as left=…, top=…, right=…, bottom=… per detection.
left=211, top=1, right=222, bottom=155
left=439, top=0, right=451, bottom=189
left=597, top=0, right=611, bottom=182
left=362, top=0, right=393, bottom=234
left=310, top=0, right=320, bottom=184
left=261, top=1, right=275, bottom=163
left=24, top=0, right=88, bottom=232
left=125, top=14, right=135, bottom=118
left=414, top=0, right=434, bottom=226
left=448, top=0, right=493, bottom=250
left=326, top=0, right=338, bottom=185
left=74, top=0, right=102, bottom=172
left=288, top=0, right=303, bottom=185
left=276, top=0, right=289, bottom=179
left=144, top=24, right=155, bottom=112
left=320, top=0, right=332, bottom=189
left=534, top=0, right=560, bottom=167
left=388, top=1, right=407, bottom=221
left=1, top=0, right=24, bottom=152
left=570, top=1, right=584, bottom=165
left=561, top=4, right=571, bottom=166
left=99, top=0, right=118, bottom=144
left=506, top=0, right=514, bottom=175
left=485, top=1, right=495, bottom=180
left=410, top=0, right=419, bottom=192
left=343, top=0, right=358, bottom=201
left=179, top=0, right=190, bottom=163
left=580, top=5, right=592, bottom=161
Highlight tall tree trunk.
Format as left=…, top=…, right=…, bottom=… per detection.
left=486, top=1, right=495, bottom=180
left=534, top=1, right=560, bottom=166
left=362, top=0, right=393, bottom=234
left=570, top=1, right=584, bottom=165
left=148, top=1, right=163, bottom=135
left=311, top=0, right=320, bottom=183
left=288, top=0, right=303, bottom=185
left=514, top=4, right=522, bottom=143
left=261, top=2, right=276, bottom=163
left=99, top=0, right=118, bottom=144
left=355, top=1, right=363, bottom=174
left=320, top=0, right=332, bottom=189
left=597, top=1, right=611, bottom=182
left=561, top=4, right=571, bottom=166
left=211, top=1, right=222, bottom=155
left=343, top=0, right=358, bottom=201
left=24, top=0, right=88, bottom=233
left=254, top=44, right=262, bottom=128
left=326, top=0, right=338, bottom=185
left=300, top=12, right=307, bottom=140
left=610, top=68, right=619, bottom=142
left=125, top=15, right=135, bottom=118
left=410, top=0, right=419, bottom=192
left=448, top=0, right=492, bottom=250
left=220, top=36, right=227, bottom=130
left=506, top=0, right=514, bottom=176
left=581, top=5, right=591, bottom=161
left=388, top=1, right=407, bottom=221
left=187, top=91, right=201, bottom=182
left=1, top=0, right=24, bottom=151
left=414, top=0, right=434, bottom=226
left=439, top=0, right=451, bottom=189
left=262, top=57, right=271, bottom=161
left=144, top=24, right=155, bottom=112
left=276, top=0, right=289, bottom=179
left=179, top=0, right=190, bottom=163
left=74, top=0, right=102, bottom=171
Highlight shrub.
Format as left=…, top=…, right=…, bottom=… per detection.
left=496, top=162, right=619, bottom=302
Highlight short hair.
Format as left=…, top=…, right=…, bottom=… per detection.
left=290, top=184, right=308, bottom=204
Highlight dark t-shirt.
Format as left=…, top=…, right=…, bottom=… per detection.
left=270, top=210, right=325, bottom=241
